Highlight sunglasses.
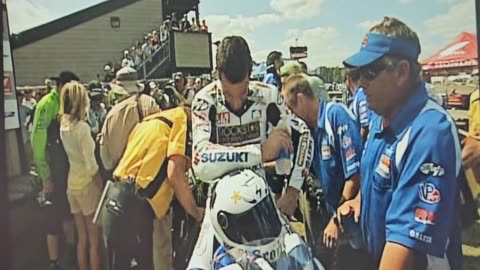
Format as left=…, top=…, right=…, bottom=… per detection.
left=358, top=61, right=390, bottom=81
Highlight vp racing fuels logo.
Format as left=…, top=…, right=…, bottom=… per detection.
left=418, top=183, right=441, bottom=204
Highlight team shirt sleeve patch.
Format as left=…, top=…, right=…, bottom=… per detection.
left=419, top=163, right=445, bottom=177
left=418, top=182, right=441, bottom=204
left=375, top=149, right=392, bottom=178
left=192, top=98, right=210, bottom=111
left=322, top=144, right=331, bottom=160
left=414, top=207, right=436, bottom=225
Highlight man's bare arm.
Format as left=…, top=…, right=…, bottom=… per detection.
left=167, top=155, right=203, bottom=222
left=341, top=172, right=361, bottom=203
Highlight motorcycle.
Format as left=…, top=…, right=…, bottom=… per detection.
left=186, top=168, right=326, bottom=270
left=211, top=235, right=325, bottom=270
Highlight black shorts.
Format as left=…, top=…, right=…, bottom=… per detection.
left=45, top=187, right=72, bottom=235
left=45, top=167, right=72, bottom=235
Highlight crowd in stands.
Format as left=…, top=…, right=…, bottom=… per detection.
left=105, top=12, right=209, bottom=74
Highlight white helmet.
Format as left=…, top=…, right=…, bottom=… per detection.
left=209, top=169, right=288, bottom=262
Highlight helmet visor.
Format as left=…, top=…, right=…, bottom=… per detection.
left=217, top=195, right=283, bottom=244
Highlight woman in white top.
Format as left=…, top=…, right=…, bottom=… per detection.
left=60, top=81, right=102, bottom=270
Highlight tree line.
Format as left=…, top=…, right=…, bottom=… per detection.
left=313, top=66, right=345, bottom=83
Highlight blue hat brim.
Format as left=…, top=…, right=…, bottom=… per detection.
left=343, top=50, right=384, bottom=68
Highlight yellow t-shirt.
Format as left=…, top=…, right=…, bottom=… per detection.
left=113, top=107, right=187, bottom=218
left=466, top=90, right=480, bottom=198
left=468, top=90, right=480, bottom=138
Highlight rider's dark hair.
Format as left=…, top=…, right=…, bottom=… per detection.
left=216, top=36, right=252, bottom=84
left=266, top=51, right=282, bottom=66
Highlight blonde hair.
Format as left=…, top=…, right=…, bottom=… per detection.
left=370, top=17, right=422, bottom=82
left=60, top=81, right=89, bottom=124
left=282, top=74, right=317, bottom=106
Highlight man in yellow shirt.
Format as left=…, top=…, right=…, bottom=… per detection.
left=468, top=89, right=480, bottom=138
left=111, top=106, right=203, bottom=270
left=463, top=89, right=480, bottom=196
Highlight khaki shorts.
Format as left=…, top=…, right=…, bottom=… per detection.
left=153, top=212, right=173, bottom=270
left=67, top=180, right=101, bottom=216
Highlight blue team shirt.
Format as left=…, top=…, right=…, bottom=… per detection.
left=263, top=73, right=280, bottom=89
left=348, top=87, right=371, bottom=128
left=312, top=100, right=363, bottom=216
left=360, top=83, right=463, bottom=269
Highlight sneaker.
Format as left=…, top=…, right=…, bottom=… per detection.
left=29, top=169, right=38, bottom=177
left=131, top=258, right=138, bottom=268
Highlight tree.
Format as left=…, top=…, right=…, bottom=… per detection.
left=313, top=66, right=345, bottom=83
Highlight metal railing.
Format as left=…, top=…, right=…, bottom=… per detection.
left=136, top=39, right=171, bottom=80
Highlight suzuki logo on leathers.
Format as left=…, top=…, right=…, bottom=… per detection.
left=201, top=152, right=249, bottom=162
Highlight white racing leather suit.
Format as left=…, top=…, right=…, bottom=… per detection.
left=188, top=81, right=314, bottom=269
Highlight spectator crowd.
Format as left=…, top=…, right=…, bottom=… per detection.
left=104, top=12, right=209, bottom=74
left=16, top=15, right=480, bottom=270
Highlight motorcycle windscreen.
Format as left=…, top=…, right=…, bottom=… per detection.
left=217, top=195, right=283, bottom=244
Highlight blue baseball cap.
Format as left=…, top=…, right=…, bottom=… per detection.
left=343, top=33, right=421, bottom=68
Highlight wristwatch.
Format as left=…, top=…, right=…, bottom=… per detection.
left=332, top=212, right=340, bottom=227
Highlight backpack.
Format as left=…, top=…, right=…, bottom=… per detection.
left=42, top=117, right=72, bottom=215
left=46, top=117, right=70, bottom=187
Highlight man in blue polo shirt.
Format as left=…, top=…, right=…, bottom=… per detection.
left=338, top=17, right=463, bottom=270
left=264, top=51, right=283, bottom=89
left=345, top=68, right=372, bottom=141
left=282, top=73, right=364, bottom=269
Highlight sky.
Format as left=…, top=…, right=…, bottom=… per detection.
left=7, top=0, right=477, bottom=68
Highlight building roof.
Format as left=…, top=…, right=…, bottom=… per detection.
left=11, top=0, right=141, bottom=49
left=421, top=32, right=478, bottom=71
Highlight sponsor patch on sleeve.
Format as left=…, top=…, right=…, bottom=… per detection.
left=414, top=208, right=436, bottom=225
left=409, top=229, right=432, bottom=244
left=192, top=98, right=210, bottom=111
left=418, top=183, right=441, bottom=204
left=297, top=134, right=309, bottom=167
left=375, top=153, right=391, bottom=178
left=322, top=145, right=331, bottom=160
left=345, top=148, right=356, bottom=161
left=342, top=135, right=352, bottom=149
left=419, top=163, right=445, bottom=177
